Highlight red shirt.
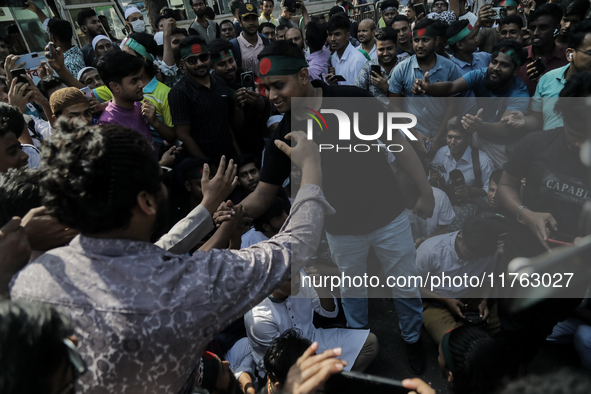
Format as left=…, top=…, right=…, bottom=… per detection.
left=517, top=44, right=568, bottom=96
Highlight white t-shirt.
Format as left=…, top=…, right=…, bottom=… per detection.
left=405, top=186, right=455, bottom=240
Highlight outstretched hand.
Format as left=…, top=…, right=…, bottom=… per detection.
left=274, top=130, right=320, bottom=172
left=461, top=108, right=484, bottom=132
left=412, top=71, right=430, bottom=95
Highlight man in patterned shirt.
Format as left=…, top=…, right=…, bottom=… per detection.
left=355, top=27, right=403, bottom=98
left=47, top=18, right=85, bottom=78
left=10, top=122, right=330, bottom=394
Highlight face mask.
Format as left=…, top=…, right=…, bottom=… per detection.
left=131, top=19, right=146, bottom=33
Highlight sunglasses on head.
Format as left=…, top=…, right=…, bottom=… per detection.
left=185, top=53, right=211, bottom=64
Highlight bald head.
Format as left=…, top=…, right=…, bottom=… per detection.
left=285, top=28, right=304, bottom=49
left=358, top=19, right=376, bottom=45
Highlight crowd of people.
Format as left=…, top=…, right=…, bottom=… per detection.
left=0, top=0, right=590, bottom=393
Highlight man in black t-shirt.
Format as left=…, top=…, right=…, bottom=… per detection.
left=496, top=72, right=591, bottom=375
left=238, top=41, right=435, bottom=374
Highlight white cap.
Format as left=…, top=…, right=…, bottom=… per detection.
left=125, top=6, right=141, bottom=19
left=91, top=34, right=111, bottom=50
left=154, top=31, right=164, bottom=46
left=77, top=66, right=96, bottom=82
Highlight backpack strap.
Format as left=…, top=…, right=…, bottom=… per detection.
left=471, top=146, right=483, bottom=189
left=230, top=38, right=242, bottom=69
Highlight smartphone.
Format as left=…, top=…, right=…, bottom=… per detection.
left=11, top=68, right=28, bottom=85
left=531, top=57, right=547, bottom=75
left=370, top=64, right=381, bottom=76
left=240, top=71, right=256, bottom=91
left=325, top=371, right=410, bottom=394
left=333, top=75, right=347, bottom=82
left=547, top=232, right=575, bottom=246
left=490, top=6, right=507, bottom=20
left=460, top=308, right=486, bottom=325
left=48, top=42, right=54, bottom=60
left=80, top=86, right=92, bottom=98
left=17, top=52, right=41, bottom=70
left=413, top=3, right=426, bottom=16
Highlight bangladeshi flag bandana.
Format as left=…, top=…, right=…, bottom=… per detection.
left=447, top=24, right=474, bottom=46
left=259, top=55, right=309, bottom=77
left=412, top=26, right=439, bottom=39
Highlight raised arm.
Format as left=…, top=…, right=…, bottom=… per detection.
left=413, top=71, right=469, bottom=97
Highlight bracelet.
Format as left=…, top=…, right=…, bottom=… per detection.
left=516, top=205, right=527, bottom=224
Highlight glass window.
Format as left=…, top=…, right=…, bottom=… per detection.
left=68, top=5, right=127, bottom=47
left=1, top=0, right=52, bottom=54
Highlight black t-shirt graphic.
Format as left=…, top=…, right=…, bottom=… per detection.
left=503, top=127, right=589, bottom=260
left=260, top=81, right=407, bottom=235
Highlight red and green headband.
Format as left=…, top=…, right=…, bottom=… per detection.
left=500, top=0, right=519, bottom=7
left=259, top=55, right=309, bottom=77
left=180, top=43, right=210, bottom=59
left=448, top=24, right=474, bottom=46
left=121, top=37, right=154, bottom=62
left=412, top=26, right=439, bottom=39
left=211, top=49, right=234, bottom=64
left=495, top=47, right=523, bottom=66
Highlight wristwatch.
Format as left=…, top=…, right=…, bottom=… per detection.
left=516, top=205, right=527, bottom=224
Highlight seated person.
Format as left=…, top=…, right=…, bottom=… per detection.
left=245, top=270, right=379, bottom=376
left=230, top=153, right=261, bottom=204
left=241, top=197, right=286, bottom=248
left=264, top=328, right=311, bottom=394
left=416, top=217, right=501, bottom=344
left=431, top=117, right=496, bottom=203
left=413, top=40, right=530, bottom=168
left=392, top=161, right=455, bottom=248
left=439, top=325, right=505, bottom=394
left=448, top=169, right=509, bottom=232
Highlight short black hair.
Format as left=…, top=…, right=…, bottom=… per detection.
left=564, top=0, right=590, bottom=18
left=489, top=169, right=502, bottom=185
left=259, top=22, right=276, bottom=33
left=414, top=17, right=437, bottom=31
left=446, top=116, right=465, bottom=133
left=529, top=3, right=563, bottom=26
left=96, top=50, right=145, bottom=87
left=77, top=8, right=96, bottom=27
left=393, top=14, right=410, bottom=24
left=47, top=18, right=73, bottom=44
left=205, top=6, right=216, bottom=19
left=492, top=39, right=527, bottom=68
left=0, top=103, right=25, bottom=140
left=171, top=27, right=189, bottom=36
left=37, top=76, right=65, bottom=99
left=305, top=20, right=328, bottom=51
left=263, top=0, right=274, bottom=5
left=264, top=329, right=311, bottom=386
left=0, top=168, right=42, bottom=227
left=40, top=121, right=162, bottom=234
left=235, top=153, right=259, bottom=170
left=446, top=19, right=470, bottom=50
left=181, top=157, right=210, bottom=182
left=220, top=19, right=234, bottom=27
left=380, top=0, right=399, bottom=12
left=554, top=70, right=591, bottom=130
left=498, top=15, right=524, bottom=30
left=258, top=39, right=305, bottom=60
left=431, top=20, right=448, bottom=38
left=276, top=24, right=289, bottom=33
left=461, top=217, right=500, bottom=258
left=253, top=197, right=286, bottom=232
left=374, top=26, right=397, bottom=43
left=568, top=19, right=591, bottom=49
left=0, top=300, right=75, bottom=394
left=156, top=14, right=168, bottom=27
left=327, top=13, right=351, bottom=32
left=179, top=35, right=207, bottom=52
left=208, top=38, right=233, bottom=56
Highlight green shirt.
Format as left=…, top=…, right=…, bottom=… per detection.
left=531, top=64, right=569, bottom=130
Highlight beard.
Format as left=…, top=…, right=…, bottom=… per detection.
left=484, top=70, right=513, bottom=92
left=188, top=66, right=210, bottom=79
left=149, top=194, right=170, bottom=243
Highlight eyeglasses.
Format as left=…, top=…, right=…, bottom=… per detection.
left=57, top=338, right=88, bottom=394
left=576, top=49, right=591, bottom=57
left=185, top=53, right=211, bottom=64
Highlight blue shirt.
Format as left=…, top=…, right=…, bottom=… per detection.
left=451, top=52, right=492, bottom=76
left=389, top=54, right=462, bottom=138
left=462, top=67, right=530, bottom=144
left=531, top=64, right=569, bottom=130
left=433, top=145, right=496, bottom=191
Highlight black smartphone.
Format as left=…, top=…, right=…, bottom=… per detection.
left=240, top=71, right=256, bottom=91
left=460, top=307, right=486, bottom=325
left=333, top=75, right=347, bottom=82
left=11, top=68, right=28, bottom=85
left=48, top=42, right=54, bottom=59
left=531, top=57, right=547, bottom=75
left=370, top=64, right=381, bottom=76
left=326, top=371, right=411, bottom=394
left=413, top=3, right=426, bottom=16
